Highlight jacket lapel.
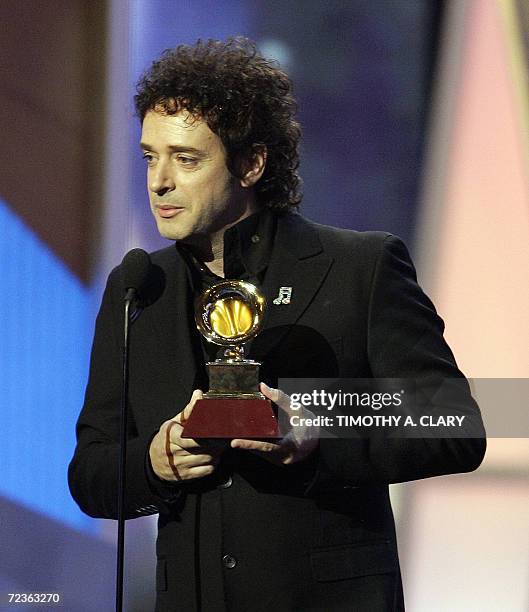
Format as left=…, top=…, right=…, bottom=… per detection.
left=249, top=213, right=333, bottom=360
left=147, top=248, right=205, bottom=415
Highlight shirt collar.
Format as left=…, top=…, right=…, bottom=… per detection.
left=223, top=207, right=276, bottom=280
left=176, top=207, right=277, bottom=289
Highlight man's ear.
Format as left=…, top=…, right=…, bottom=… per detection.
left=239, top=144, right=267, bottom=187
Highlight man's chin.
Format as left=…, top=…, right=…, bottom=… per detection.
left=155, top=220, right=190, bottom=241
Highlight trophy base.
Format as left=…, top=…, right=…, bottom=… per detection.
left=181, top=397, right=280, bottom=439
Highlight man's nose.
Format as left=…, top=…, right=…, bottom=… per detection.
left=149, top=160, right=175, bottom=195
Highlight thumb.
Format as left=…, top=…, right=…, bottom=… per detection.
left=177, top=389, right=203, bottom=424
left=260, top=382, right=293, bottom=414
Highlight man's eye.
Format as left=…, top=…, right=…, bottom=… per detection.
left=177, top=156, right=198, bottom=166
left=142, top=153, right=155, bottom=164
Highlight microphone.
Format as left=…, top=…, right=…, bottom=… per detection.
left=116, top=247, right=151, bottom=612
left=121, top=248, right=152, bottom=302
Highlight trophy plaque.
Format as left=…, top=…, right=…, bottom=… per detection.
left=181, top=280, right=280, bottom=439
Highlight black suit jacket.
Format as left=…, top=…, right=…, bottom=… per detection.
left=68, top=212, right=486, bottom=611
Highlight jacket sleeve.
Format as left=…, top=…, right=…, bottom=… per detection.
left=68, top=268, right=180, bottom=519
left=310, top=234, right=486, bottom=490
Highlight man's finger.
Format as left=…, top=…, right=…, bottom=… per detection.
left=165, top=421, right=181, bottom=479
left=260, top=382, right=292, bottom=412
left=166, top=420, right=200, bottom=450
left=260, top=382, right=279, bottom=403
left=230, top=438, right=281, bottom=452
left=174, top=452, right=216, bottom=467
left=175, top=389, right=203, bottom=425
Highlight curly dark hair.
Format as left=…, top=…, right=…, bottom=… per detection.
left=134, top=37, right=302, bottom=211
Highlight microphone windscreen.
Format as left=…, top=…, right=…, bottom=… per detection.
left=121, top=248, right=152, bottom=296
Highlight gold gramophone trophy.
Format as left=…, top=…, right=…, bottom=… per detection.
left=181, top=280, right=279, bottom=439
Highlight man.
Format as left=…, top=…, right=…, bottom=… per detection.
left=68, top=38, right=486, bottom=611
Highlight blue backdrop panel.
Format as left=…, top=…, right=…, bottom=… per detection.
left=0, top=198, right=93, bottom=531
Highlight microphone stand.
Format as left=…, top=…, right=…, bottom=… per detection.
left=116, top=290, right=134, bottom=612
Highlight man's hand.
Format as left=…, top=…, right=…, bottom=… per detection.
left=230, top=383, right=319, bottom=465
left=149, top=389, right=227, bottom=481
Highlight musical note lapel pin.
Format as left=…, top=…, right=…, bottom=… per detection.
left=272, top=286, right=292, bottom=305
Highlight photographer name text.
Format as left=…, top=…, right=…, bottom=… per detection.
left=290, top=414, right=466, bottom=428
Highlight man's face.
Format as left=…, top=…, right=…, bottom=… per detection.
left=140, top=109, right=249, bottom=242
